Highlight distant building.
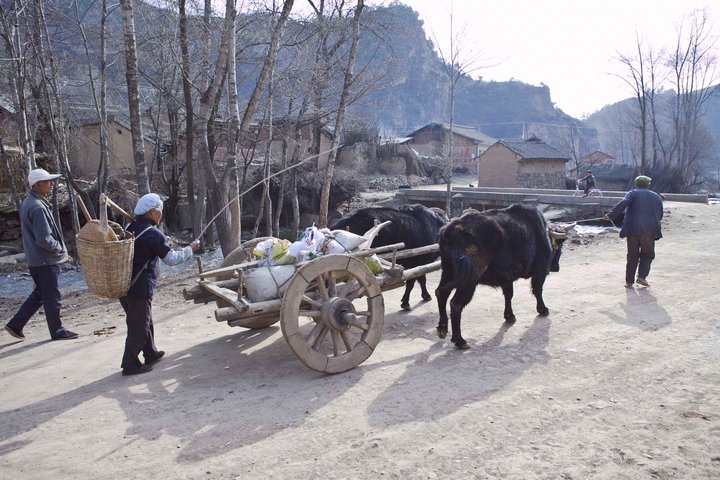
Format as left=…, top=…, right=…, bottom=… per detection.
left=209, top=119, right=335, bottom=171
left=582, top=150, right=616, bottom=167
left=66, top=114, right=155, bottom=178
left=406, top=122, right=496, bottom=173
left=477, top=135, right=569, bottom=189
left=582, top=163, right=636, bottom=191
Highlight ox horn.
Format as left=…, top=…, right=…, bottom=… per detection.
left=549, top=230, right=567, bottom=240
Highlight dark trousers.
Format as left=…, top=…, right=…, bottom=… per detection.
left=8, top=265, right=63, bottom=336
left=120, top=295, right=160, bottom=370
left=626, top=235, right=656, bottom=284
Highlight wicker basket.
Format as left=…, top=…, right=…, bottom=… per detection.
left=77, top=236, right=135, bottom=299
left=76, top=195, right=135, bottom=299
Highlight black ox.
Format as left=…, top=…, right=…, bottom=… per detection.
left=435, top=204, right=567, bottom=349
left=331, top=204, right=447, bottom=311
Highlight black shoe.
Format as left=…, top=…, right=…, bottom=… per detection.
left=145, top=350, right=165, bottom=367
left=4, top=325, right=25, bottom=340
left=122, top=364, right=153, bottom=376
left=51, top=328, right=79, bottom=340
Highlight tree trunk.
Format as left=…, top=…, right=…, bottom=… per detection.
left=0, top=1, right=36, bottom=178
left=318, top=0, right=363, bottom=227
left=119, top=0, right=150, bottom=195
left=178, top=0, right=199, bottom=240
left=198, top=0, right=293, bottom=257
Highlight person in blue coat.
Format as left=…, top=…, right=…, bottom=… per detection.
left=4, top=169, right=78, bottom=341
left=603, top=175, right=664, bottom=288
left=120, top=193, right=200, bottom=376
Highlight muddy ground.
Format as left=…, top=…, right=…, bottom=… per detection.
left=1, top=199, right=719, bottom=479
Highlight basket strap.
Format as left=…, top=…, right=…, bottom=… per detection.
left=126, top=226, right=155, bottom=291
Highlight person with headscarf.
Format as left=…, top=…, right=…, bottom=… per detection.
left=4, top=169, right=79, bottom=342
left=603, top=175, right=664, bottom=288
left=120, top=193, right=200, bottom=376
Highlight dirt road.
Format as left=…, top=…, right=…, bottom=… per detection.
left=1, top=200, right=719, bottom=479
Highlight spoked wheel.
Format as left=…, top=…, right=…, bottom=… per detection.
left=280, top=255, right=384, bottom=374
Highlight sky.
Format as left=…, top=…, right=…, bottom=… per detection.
left=398, top=0, right=718, bottom=119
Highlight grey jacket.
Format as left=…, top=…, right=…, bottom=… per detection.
left=607, top=188, right=664, bottom=239
left=20, top=190, right=68, bottom=267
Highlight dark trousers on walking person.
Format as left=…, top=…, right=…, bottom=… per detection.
left=626, top=235, right=655, bottom=284
left=120, top=296, right=162, bottom=371
left=7, top=265, right=62, bottom=336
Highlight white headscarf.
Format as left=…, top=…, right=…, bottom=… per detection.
left=134, top=193, right=164, bottom=216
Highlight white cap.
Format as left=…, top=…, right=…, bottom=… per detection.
left=28, top=168, right=62, bottom=187
left=134, top=193, right=164, bottom=215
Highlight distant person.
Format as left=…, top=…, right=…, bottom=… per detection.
left=4, top=169, right=79, bottom=341
left=578, top=170, right=596, bottom=196
left=603, top=175, right=664, bottom=288
left=119, top=193, right=200, bottom=376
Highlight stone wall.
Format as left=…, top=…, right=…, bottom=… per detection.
left=516, top=171, right=565, bottom=189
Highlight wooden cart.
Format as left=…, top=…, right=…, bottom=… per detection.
left=183, top=237, right=441, bottom=374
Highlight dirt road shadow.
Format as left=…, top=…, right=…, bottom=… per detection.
left=1, top=313, right=551, bottom=464
left=366, top=315, right=551, bottom=428
left=0, top=326, right=365, bottom=463
left=601, top=287, right=671, bottom=331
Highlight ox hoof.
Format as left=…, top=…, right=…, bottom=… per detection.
left=453, top=340, right=470, bottom=350
left=401, top=302, right=411, bottom=311
left=537, top=308, right=549, bottom=317
left=436, top=327, right=447, bottom=339
left=421, top=294, right=433, bottom=302
left=504, top=315, right=517, bottom=323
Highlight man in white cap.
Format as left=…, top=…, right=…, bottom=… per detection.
left=4, top=168, right=79, bottom=341
left=119, top=193, right=200, bottom=375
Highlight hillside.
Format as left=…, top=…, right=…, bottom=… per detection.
left=5, top=1, right=599, bottom=157
left=352, top=4, right=595, bottom=152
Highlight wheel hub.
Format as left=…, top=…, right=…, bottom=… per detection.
left=321, top=297, right=356, bottom=332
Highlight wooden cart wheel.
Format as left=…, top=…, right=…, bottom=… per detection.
left=280, top=254, right=384, bottom=374
left=215, top=237, right=276, bottom=329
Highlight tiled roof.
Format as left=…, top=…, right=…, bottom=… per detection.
left=407, top=122, right=496, bottom=144
left=439, top=123, right=496, bottom=144
left=497, top=136, right=570, bottom=161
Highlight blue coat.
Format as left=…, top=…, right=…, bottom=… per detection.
left=125, top=217, right=172, bottom=298
left=607, top=188, right=664, bottom=239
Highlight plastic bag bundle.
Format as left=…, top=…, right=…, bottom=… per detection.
left=252, top=238, right=295, bottom=266
left=363, top=254, right=383, bottom=275
left=324, top=230, right=367, bottom=254
left=289, top=226, right=327, bottom=262
left=244, top=265, right=295, bottom=302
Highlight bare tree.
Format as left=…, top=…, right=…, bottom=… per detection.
left=195, top=0, right=294, bottom=256
left=318, top=0, right=364, bottom=227
left=431, top=1, right=484, bottom=214
left=119, top=0, right=150, bottom=195
left=615, top=33, right=665, bottom=175
left=667, top=9, right=719, bottom=191
left=71, top=0, right=114, bottom=215
left=0, top=0, right=36, bottom=178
